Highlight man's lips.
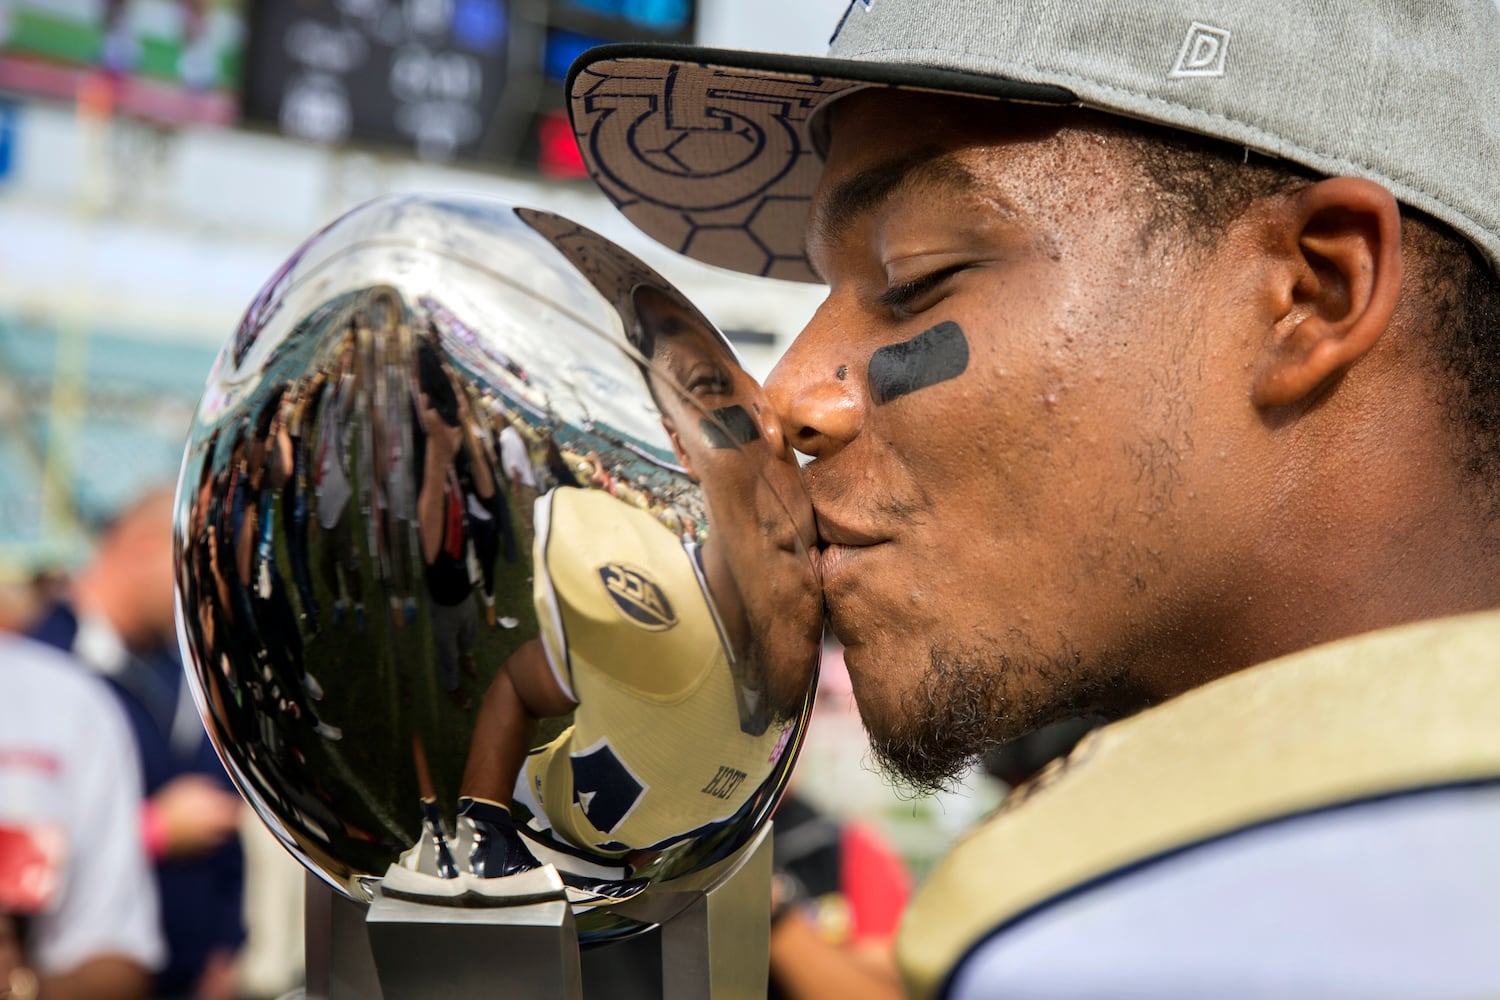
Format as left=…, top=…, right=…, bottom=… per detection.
left=813, top=511, right=888, bottom=583
left=814, top=510, right=887, bottom=548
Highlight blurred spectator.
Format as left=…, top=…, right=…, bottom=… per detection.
left=231, top=818, right=305, bottom=1000
left=0, top=631, right=165, bottom=999
left=541, top=433, right=581, bottom=490
left=579, top=789, right=911, bottom=1000
left=766, top=792, right=910, bottom=1000
left=27, top=489, right=246, bottom=1000
left=0, top=584, right=39, bottom=635
left=497, top=417, right=535, bottom=492
left=0, top=571, right=68, bottom=635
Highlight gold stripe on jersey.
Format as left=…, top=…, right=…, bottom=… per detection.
left=524, top=486, right=787, bottom=855
left=898, top=610, right=1500, bottom=1000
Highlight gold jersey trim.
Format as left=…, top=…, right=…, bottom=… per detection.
left=897, top=611, right=1500, bottom=1000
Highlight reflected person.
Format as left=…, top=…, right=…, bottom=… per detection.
left=453, top=283, right=819, bottom=880
left=314, top=327, right=365, bottom=631
left=415, top=341, right=509, bottom=710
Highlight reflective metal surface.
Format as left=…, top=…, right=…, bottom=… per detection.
left=173, top=195, right=822, bottom=938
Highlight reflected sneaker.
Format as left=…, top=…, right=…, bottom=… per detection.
left=314, top=720, right=343, bottom=741
left=302, top=672, right=325, bottom=701
left=415, top=797, right=459, bottom=880
left=458, top=797, right=540, bottom=878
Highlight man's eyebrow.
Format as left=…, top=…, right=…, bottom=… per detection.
left=807, top=150, right=983, bottom=263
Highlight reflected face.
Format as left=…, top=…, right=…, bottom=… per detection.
left=635, top=287, right=821, bottom=718
left=766, top=92, right=1254, bottom=787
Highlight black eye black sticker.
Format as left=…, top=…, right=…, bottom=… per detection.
left=699, top=405, right=761, bottom=449
left=868, top=321, right=970, bottom=405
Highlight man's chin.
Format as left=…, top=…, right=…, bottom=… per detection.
left=844, top=663, right=986, bottom=795
left=866, top=725, right=984, bottom=796
left=850, top=639, right=1074, bottom=795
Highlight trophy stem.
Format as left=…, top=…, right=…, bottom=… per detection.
left=302, top=867, right=583, bottom=1000
left=659, top=823, right=774, bottom=1000
left=294, top=824, right=775, bottom=999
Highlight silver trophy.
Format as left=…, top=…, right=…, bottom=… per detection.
left=172, top=195, right=823, bottom=998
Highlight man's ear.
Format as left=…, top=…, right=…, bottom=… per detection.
left=1252, top=177, right=1403, bottom=409
left=663, top=418, right=700, bottom=483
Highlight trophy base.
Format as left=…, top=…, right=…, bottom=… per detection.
left=299, top=823, right=773, bottom=1000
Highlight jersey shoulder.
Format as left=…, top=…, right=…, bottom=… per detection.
left=899, top=610, right=1500, bottom=1000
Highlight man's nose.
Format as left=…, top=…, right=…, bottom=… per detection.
left=764, top=304, right=865, bottom=460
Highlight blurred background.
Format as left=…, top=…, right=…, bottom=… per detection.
left=0, top=2, right=1008, bottom=996
left=0, top=0, right=846, bottom=566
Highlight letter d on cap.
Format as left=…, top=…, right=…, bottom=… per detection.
left=1170, top=22, right=1231, bottom=78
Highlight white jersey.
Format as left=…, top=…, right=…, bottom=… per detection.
left=499, top=424, right=536, bottom=489
left=898, top=611, right=1500, bottom=1000
left=0, top=635, right=165, bottom=975
left=950, top=786, right=1500, bottom=1000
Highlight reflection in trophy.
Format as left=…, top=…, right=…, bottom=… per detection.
left=172, top=196, right=822, bottom=997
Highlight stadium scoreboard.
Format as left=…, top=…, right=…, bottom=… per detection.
left=241, top=0, right=696, bottom=176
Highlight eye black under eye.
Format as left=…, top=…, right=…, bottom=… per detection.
left=877, top=266, right=964, bottom=312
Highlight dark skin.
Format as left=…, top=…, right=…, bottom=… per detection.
left=457, top=637, right=574, bottom=809
left=416, top=383, right=495, bottom=568
left=38, top=957, right=151, bottom=1000
left=766, top=90, right=1500, bottom=789
left=2, top=913, right=150, bottom=1000
left=769, top=911, right=903, bottom=1000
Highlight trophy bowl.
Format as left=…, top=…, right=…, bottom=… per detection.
left=172, top=194, right=823, bottom=942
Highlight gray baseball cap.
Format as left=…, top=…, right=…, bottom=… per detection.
left=567, top=0, right=1500, bottom=283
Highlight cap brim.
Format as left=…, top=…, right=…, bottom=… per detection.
left=567, top=43, right=1076, bottom=283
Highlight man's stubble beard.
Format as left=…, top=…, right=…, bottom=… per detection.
left=861, top=632, right=1136, bottom=796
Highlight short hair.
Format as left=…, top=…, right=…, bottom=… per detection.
left=1119, top=122, right=1500, bottom=494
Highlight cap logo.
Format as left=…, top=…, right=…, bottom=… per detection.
left=599, top=562, right=678, bottom=630
left=1169, top=22, right=1231, bottom=78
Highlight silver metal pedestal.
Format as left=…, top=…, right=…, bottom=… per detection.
left=300, top=823, right=773, bottom=999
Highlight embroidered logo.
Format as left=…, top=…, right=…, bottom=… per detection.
left=1169, top=22, right=1231, bottom=78
left=599, top=562, right=678, bottom=630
